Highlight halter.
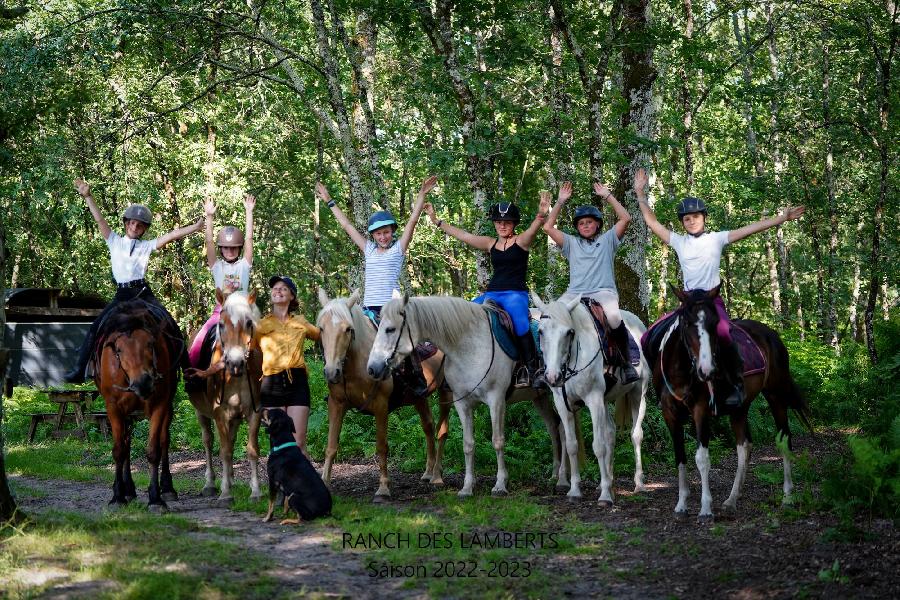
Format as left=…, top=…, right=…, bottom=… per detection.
left=107, top=330, right=163, bottom=395
left=215, top=312, right=259, bottom=413
left=538, top=314, right=604, bottom=413
left=660, top=309, right=718, bottom=412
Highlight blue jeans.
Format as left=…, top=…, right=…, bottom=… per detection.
left=473, top=290, right=530, bottom=336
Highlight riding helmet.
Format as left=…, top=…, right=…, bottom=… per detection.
left=217, top=225, right=244, bottom=247
left=367, top=210, right=398, bottom=233
left=122, top=204, right=152, bottom=226
left=676, top=197, right=708, bottom=219
left=573, top=205, right=603, bottom=229
left=489, top=202, right=521, bottom=224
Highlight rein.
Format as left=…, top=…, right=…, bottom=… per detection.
left=539, top=313, right=605, bottom=413
left=448, top=310, right=497, bottom=404
left=215, top=315, right=260, bottom=413
left=106, top=330, right=164, bottom=395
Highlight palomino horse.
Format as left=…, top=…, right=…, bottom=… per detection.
left=647, top=286, right=812, bottom=522
left=95, top=300, right=180, bottom=510
left=533, top=293, right=649, bottom=504
left=186, top=290, right=263, bottom=506
left=367, top=294, right=566, bottom=497
left=317, top=289, right=453, bottom=501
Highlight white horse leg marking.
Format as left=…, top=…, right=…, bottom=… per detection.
left=696, top=445, right=713, bottom=518
left=782, top=441, right=795, bottom=504
left=457, top=401, right=476, bottom=497
left=723, top=440, right=750, bottom=509
left=556, top=420, right=571, bottom=489
left=552, top=391, right=581, bottom=498
left=696, top=310, right=714, bottom=379
left=630, top=386, right=648, bottom=492
left=588, top=398, right=614, bottom=504
left=488, top=394, right=508, bottom=495
left=675, top=463, right=689, bottom=514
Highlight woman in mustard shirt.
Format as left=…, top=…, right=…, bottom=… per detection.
left=258, top=275, right=320, bottom=455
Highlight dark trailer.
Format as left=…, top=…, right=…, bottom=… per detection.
left=3, top=288, right=105, bottom=394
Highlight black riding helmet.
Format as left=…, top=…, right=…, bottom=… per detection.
left=573, top=205, right=603, bottom=229
left=676, top=197, right=708, bottom=219
left=489, top=202, right=521, bottom=224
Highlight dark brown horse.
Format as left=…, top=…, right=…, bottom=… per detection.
left=646, top=286, right=811, bottom=522
left=95, top=301, right=181, bottom=510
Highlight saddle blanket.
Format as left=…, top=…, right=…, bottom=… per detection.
left=582, top=300, right=641, bottom=366
left=485, top=304, right=540, bottom=362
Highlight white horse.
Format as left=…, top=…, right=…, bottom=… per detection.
left=532, top=293, right=649, bottom=504
left=366, top=293, right=566, bottom=497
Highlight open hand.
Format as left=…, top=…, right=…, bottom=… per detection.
left=73, top=178, right=91, bottom=197
left=315, top=182, right=331, bottom=203
left=781, top=206, right=805, bottom=222
left=423, top=202, right=438, bottom=222
left=557, top=181, right=573, bottom=203
left=539, top=191, right=551, bottom=215
left=418, top=175, right=438, bottom=197
left=593, top=181, right=612, bottom=201
left=204, top=197, right=216, bottom=217
left=634, top=168, right=649, bottom=198
left=243, top=193, right=256, bottom=212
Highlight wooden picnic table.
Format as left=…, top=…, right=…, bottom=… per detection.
left=27, top=387, right=143, bottom=442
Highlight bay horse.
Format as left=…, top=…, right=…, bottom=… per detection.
left=647, top=286, right=812, bottom=522
left=316, top=289, right=453, bottom=502
left=532, top=293, right=649, bottom=504
left=95, top=300, right=181, bottom=510
left=366, top=294, right=567, bottom=497
left=186, top=290, right=263, bottom=506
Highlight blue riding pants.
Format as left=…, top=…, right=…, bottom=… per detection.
left=472, top=290, right=530, bottom=336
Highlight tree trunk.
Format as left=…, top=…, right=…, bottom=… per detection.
left=680, top=0, right=695, bottom=192
left=821, top=29, right=839, bottom=350
left=0, top=225, right=21, bottom=521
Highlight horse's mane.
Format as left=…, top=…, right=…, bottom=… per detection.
left=383, top=295, right=485, bottom=347
left=99, top=301, right=161, bottom=338
left=223, top=290, right=261, bottom=325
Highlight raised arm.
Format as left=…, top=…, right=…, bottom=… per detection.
left=541, top=182, right=570, bottom=246
left=204, top=196, right=216, bottom=268
left=515, top=209, right=547, bottom=251
left=317, top=182, right=367, bottom=253
left=424, top=202, right=495, bottom=251
left=398, top=175, right=437, bottom=254
left=74, top=179, right=112, bottom=241
left=634, top=168, right=671, bottom=244
left=728, top=206, right=805, bottom=244
left=157, top=217, right=204, bottom=249
left=243, top=193, right=255, bottom=266
left=593, top=181, right=632, bottom=240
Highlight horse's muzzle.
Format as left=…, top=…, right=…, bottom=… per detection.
left=367, top=360, right=389, bottom=380
left=133, top=373, right=155, bottom=399
left=324, top=366, right=342, bottom=384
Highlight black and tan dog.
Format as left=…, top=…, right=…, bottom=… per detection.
left=262, top=409, right=332, bottom=524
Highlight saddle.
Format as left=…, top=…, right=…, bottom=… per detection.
left=482, top=300, right=540, bottom=362
left=581, top=300, right=641, bottom=367
left=91, top=300, right=186, bottom=377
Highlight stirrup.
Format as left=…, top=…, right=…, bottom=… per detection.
left=513, top=365, right=531, bottom=388
left=619, top=363, right=640, bottom=385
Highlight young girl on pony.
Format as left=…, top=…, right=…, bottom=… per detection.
left=64, top=178, right=204, bottom=383
left=186, top=192, right=256, bottom=381
left=636, top=168, right=804, bottom=406
left=424, top=198, right=547, bottom=387
left=539, top=172, right=644, bottom=384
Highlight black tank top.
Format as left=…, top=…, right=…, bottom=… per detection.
left=486, top=240, right=529, bottom=292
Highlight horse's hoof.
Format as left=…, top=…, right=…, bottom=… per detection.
left=107, top=499, right=128, bottom=509
left=566, top=495, right=583, bottom=504
left=555, top=484, right=570, bottom=494
left=148, top=503, right=168, bottom=514
left=675, top=509, right=689, bottom=521
left=697, top=513, right=714, bottom=525
left=491, top=489, right=508, bottom=497
left=372, top=494, right=390, bottom=504
left=430, top=477, right=445, bottom=486
left=420, top=473, right=433, bottom=482
left=457, top=489, right=473, bottom=498
left=633, top=484, right=648, bottom=494
left=215, top=497, right=234, bottom=508
left=201, top=486, right=217, bottom=497
left=597, top=499, right=613, bottom=508
left=161, top=492, right=178, bottom=502
left=249, top=494, right=262, bottom=503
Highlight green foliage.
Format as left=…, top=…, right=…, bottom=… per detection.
left=819, top=434, right=900, bottom=524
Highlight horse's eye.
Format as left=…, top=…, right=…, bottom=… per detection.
left=385, top=327, right=396, bottom=334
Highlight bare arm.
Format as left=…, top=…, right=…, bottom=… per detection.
left=424, top=202, right=495, bottom=251
left=541, top=183, right=570, bottom=246
left=634, top=168, right=671, bottom=244
left=515, top=211, right=547, bottom=251
left=74, top=179, right=112, bottom=241
left=243, top=193, right=255, bottom=266
left=204, top=197, right=216, bottom=268
left=157, top=217, right=204, bottom=249
left=593, top=181, right=632, bottom=240
left=316, top=182, right=367, bottom=253
left=728, top=206, right=805, bottom=244
left=398, top=175, right=437, bottom=254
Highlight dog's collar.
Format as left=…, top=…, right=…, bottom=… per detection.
left=271, top=441, right=298, bottom=453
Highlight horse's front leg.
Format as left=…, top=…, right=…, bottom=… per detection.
left=214, top=414, right=237, bottom=506
left=108, top=413, right=130, bottom=505
left=587, top=396, right=614, bottom=505
left=159, top=402, right=177, bottom=502
left=531, top=394, right=563, bottom=485
left=431, top=390, right=453, bottom=486
left=122, top=420, right=137, bottom=500
left=693, top=405, right=714, bottom=523
left=322, top=396, right=346, bottom=488
left=630, top=383, right=648, bottom=493
left=662, top=399, right=689, bottom=517
left=487, top=393, right=508, bottom=496
left=550, top=390, right=581, bottom=499
left=197, top=411, right=217, bottom=496
left=246, top=408, right=262, bottom=502
left=456, top=400, right=476, bottom=497
left=412, top=399, right=437, bottom=482
left=145, top=407, right=166, bottom=511
left=373, top=403, right=391, bottom=501
left=723, top=410, right=752, bottom=511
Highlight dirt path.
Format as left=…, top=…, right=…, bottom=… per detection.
left=11, top=430, right=900, bottom=599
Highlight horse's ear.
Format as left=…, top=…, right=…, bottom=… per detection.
left=706, top=285, right=721, bottom=299
left=318, top=287, right=330, bottom=307
left=531, top=290, right=547, bottom=312
left=215, top=287, right=225, bottom=306
left=403, top=291, right=410, bottom=306
left=247, top=290, right=257, bottom=305
left=392, top=289, right=403, bottom=301
left=564, top=293, right=581, bottom=313
left=670, top=284, right=686, bottom=303
left=347, top=289, right=360, bottom=307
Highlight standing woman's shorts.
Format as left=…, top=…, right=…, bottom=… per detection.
left=260, top=368, right=311, bottom=408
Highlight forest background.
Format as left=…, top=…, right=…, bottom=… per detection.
left=0, top=0, right=897, bottom=524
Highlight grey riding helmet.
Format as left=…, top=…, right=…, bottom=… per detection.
left=122, top=204, right=152, bottom=226
left=676, top=197, right=708, bottom=219
left=489, top=202, right=521, bottom=224
left=367, top=210, right=398, bottom=233
left=573, top=205, right=603, bottom=229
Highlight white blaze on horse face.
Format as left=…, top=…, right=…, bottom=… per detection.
left=696, top=309, right=714, bottom=380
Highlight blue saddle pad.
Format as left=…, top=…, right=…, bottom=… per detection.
left=486, top=307, right=541, bottom=362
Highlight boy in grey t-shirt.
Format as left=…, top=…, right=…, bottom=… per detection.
left=539, top=172, right=644, bottom=384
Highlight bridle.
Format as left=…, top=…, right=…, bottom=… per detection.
left=107, top=330, right=163, bottom=395
left=538, top=313, right=604, bottom=413
left=215, top=314, right=259, bottom=412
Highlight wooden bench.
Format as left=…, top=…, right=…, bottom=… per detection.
left=27, top=388, right=144, bottom=442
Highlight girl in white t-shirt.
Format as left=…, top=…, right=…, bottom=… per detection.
left=637, top=168, right=804, bottom=405
left=187, top=193, right=256, bottom=370
left=64, top=179, right=204, bottom=383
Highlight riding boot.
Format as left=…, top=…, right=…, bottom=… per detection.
left=515, top=333, right=545, bottom=389
left=719, top=341, right=745, bottom=408
left=608, top=322, right=640, bottom=385
left=396, top=355, right=430, bottom=398
left=64, top=328, right=96, bottom=384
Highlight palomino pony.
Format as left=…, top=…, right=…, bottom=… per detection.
left=186, top=290, right=263, bottom=506
left=533, top=293, right=649, bottom=504
left=647, top=286, right=812, bottom=522
left=95, top=300, right=181, bottom=510
left=317, top=289, right=453, bottom=501
left=367, top=294, right=566, bottom=497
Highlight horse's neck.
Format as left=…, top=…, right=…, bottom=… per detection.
left=346, top=306, right=376, bottom=370
left=571, top=304, right=602, bottom=358
left=408, top=298, right=487, bottom=362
